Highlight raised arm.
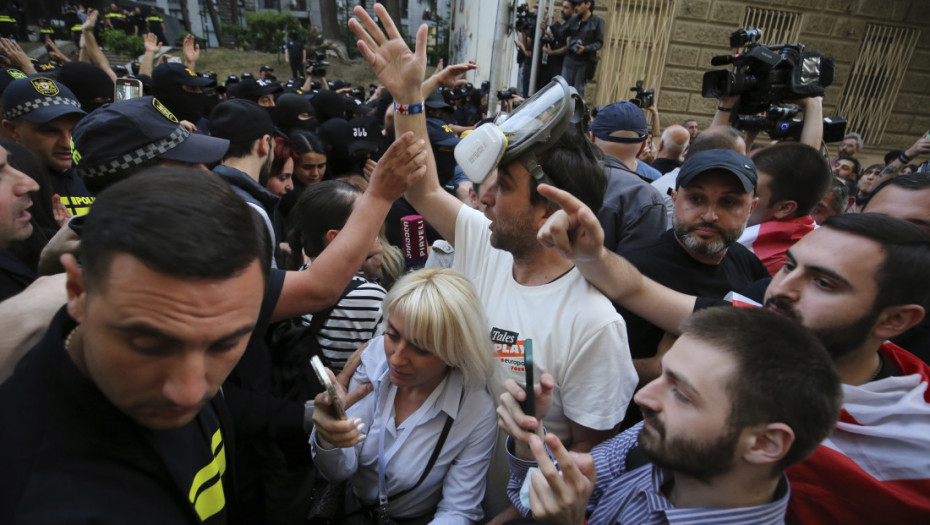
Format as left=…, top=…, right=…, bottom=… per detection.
left=0, top=38, right=37, bottom=75
left=182, top=33, right=200, bottom=69
left=876, top=131, right=930, bottom=184
left=797, top=96, right=823, bottom=149
left=80, top=11, right=118, bottom=82
left=272, top=131, right=427, bottom=321
left=536, top=184, right=696, bottom=335
left=348, top=3, right=463, bottom=243
left=140, top=32, right=160, bottom=77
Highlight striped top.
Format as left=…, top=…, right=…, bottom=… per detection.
left=301, top=274, right=386, bottom=372
left=508, top=422, right=789, bottom=524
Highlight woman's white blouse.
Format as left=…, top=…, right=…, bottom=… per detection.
left=311, top=336, right=497, bottom=524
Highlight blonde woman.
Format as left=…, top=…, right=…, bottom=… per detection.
left=311, top=268, right=496, bottom=524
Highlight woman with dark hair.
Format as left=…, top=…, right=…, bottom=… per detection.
left=279, top=129, right=328, bottom=218
left=288, top=180, right=387, bottom=371
left=262, top=137, right=296, bottom=198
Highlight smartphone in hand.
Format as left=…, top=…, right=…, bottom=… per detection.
left=310, top=355, right=347, bottom=420
left=521, top=339, right=535, bottom=417
left=114, top=77, right=143, bottom=102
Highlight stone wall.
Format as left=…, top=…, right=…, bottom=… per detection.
left=590, top=0, right=930, bottom=158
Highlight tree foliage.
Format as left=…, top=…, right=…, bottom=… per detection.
left=100, top=29, right=145, bottom=58
left=231, top=11, right=308, bottom=53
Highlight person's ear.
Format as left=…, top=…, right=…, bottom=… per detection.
left=742, top=423, right=794, bottom=467
left=771, top=200, right=798, bottom=221
left=1, top=119, right=19, bottom=141
left=324, top=229, right=340, bottom=245
left=872, top=304, right=925, bottom=340
left=62, top=254, right=86, bottom=323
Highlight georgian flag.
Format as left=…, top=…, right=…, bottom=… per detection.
left=786, top=343, right=930, bottom=523
left=737, top=216, right=816, bottom=276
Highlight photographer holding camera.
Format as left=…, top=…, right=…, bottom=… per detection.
left=555, top=0, right=603, bottom=97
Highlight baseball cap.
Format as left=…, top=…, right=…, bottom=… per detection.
left=234, top=78, right=282, bottom=102
left=590, top=100, right=647, bottom=143
left=71, top=96, right=229, bottom=186
left=347, top=115, right=381, bottom=156
left=0, top=68, right=28, bottom=96
left=424, top=88, right=451, bottom=110
left=260, top=65, right=274, bottom=72
left=427, top=118, right=460, bottom=147
left=209, top=99, right=275, bottom=143
left=152, top=62, right=216, bottom=90
left=1, top=77, right=86, bottom=123
left=675, top=149, right=757, bottom=193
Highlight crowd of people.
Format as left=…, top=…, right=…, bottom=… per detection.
left=1, top=1, right=929, bottom=524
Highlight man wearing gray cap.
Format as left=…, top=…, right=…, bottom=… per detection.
left=1, top=77, right=90, bottom=216
left=616, top=149, right=769, bottom=387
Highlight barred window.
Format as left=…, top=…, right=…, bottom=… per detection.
left=592, top=0, right=674, bottom=107
left=741, top=7, right=802, bottom=45
left=838, top=24, right=920, bottom=144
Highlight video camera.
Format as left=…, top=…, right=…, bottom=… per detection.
left=307, top=51, right=330, bottom=77
left=702, top=28, right=834, bottom=115
left=629, top=80, right=654, bottom=109
left=497, top=87, right=518, bottom=100
left=515, top=3, right=535, bottom=33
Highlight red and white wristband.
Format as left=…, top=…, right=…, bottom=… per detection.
left=393, top=101, right=424, bottom=115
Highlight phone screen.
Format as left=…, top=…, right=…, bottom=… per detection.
left=114, top=79, right=142, bottom=102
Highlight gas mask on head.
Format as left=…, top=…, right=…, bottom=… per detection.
left=454, top=76, right=585, bottom=198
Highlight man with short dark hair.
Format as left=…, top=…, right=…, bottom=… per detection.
left=618, top=149, right=768, bottom=385
left=810, top=176, right=852, bottom=225
left=499, top=307, right=842, bottom=524
left=862, top=172, right=930, bottom=361
left=558, top=0, right=603, bottom=96
left=0, top=143, right=39, bottom=300
left=833, top=155, right=860, bottom=181
left=1, top=77, right=90, bottom=216
left=0, top=169, right=268, bottom=522
left=536, top=186, right=930, bottom=523
left=737, top=142, right=832, bottom=275
left=348, top=7, right=637, bottom=520
left=209, top=99, right=280, bottom=267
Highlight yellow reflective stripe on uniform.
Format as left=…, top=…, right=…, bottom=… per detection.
left=193, top=476, right=226, bottom=520
left=188, top=428, right=226, bottom=521
left=71, top=24, right=83, bottom=31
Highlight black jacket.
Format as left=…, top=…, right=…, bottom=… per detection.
left=0, top=308, right=239, bottom=524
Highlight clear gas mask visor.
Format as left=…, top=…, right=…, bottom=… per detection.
left=454, top=76, right=580, bottom=186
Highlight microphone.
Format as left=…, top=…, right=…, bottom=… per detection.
left=401, top=215, right=428, bottom=270
left=710, top=54, right=741, bottom=66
